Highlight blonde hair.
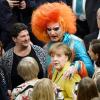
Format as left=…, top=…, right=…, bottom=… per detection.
left=32, top=78, right=54, bottom=100
left=49, top=42, right=72, bottom=61
left=17, top=57, right=39, bottom=81
left=31, top=2, right=76, bottom=43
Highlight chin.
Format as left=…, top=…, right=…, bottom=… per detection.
left=23, top=44, right=29, bottom=48
left=51, top=38, right=60, bottom=42
left=55, top=67, right=62, bottom=71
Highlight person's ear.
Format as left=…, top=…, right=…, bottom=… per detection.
left=12, top=37, right=16, bottom=43
left=96, top=53, right=99, bottom=59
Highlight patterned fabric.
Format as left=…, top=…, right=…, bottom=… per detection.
left=0, top=67, right=9, bottom=100
left=12, top=79, right=39, bottom=100
left=62, top=33, right=94, bottom=77
left=0, top=45, right=47, bottom=89
left=70, top=61, right=88, bottom=78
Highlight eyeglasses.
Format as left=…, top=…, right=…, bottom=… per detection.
left=47, top=26, right=61, bottom=34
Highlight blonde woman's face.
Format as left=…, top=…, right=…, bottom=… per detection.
left=47, top=22, right=64, bottom=42
left=50, top=48, right=68, bottom=71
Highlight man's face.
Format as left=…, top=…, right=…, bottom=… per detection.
left=47, top=22, right=64, bottom=42
left=13, top=30, right=30, bottom=47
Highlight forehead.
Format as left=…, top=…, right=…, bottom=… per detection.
left=47, top=22, right=60, bottom=28
left=51, top=48, right=65, bottom=55
left=18, top=30, right=28, bottom=36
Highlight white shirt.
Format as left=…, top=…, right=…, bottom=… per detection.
left=97, top=30, right=100, bottom=39
left=72, top=0, right=86, bottom=21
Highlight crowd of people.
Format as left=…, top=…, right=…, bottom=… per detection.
left=0, top=0, right=100, bottom=100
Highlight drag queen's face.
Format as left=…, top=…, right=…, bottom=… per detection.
left=47, top=22, right=64, bottom=42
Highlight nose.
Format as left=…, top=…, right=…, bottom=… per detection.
left=50, top=29, right=56, bottom=35
left=25, top=35, right=30, bottom=41
left=53, top=55, right=58, bottom=61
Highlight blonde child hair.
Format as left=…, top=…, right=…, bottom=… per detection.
left=32, top=78, right=55, bottom=100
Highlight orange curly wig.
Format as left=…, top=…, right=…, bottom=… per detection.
left=31, top=2, right=76, bottom=43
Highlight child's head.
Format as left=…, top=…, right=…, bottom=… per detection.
left=49, top=42, right=72, bottom=70
left=17, top=57, right=39, bottom=81
left=32, top=78, right=54, bottom=100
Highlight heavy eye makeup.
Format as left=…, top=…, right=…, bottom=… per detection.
left=47, top=26, right=60, bottom=31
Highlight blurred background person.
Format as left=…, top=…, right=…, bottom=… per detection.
left=0, top=0, right=15, bottom=50
left=84, top=8, right=100, bottom=50
left=75, top=77, right=99, bottom=100
left=88, top=39, right=100, bottom=82
left=66, top=0, right=100, bottom=39
left=66, top=0, right=89, bottom=39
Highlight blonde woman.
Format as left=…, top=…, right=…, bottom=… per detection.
left=77, top=77, right=99, bottom=100
left=12, top=57, right=39, bottom=100
left=32, top=78, right=55, bottom=100
left=49, top=42, right=81, bottom=100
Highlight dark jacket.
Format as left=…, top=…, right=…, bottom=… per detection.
left=0, top=67, right=9, bottom=100
left=66, top=0, right=100, bottom=33
left=0, top=0, right=16, bottom=49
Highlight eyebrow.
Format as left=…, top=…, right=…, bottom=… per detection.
left=47, top=26, right=60, bottom=31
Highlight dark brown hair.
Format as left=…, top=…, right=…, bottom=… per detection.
left=0, top=41, right=3, bottom=56
left=77, top=77, right=99, bottom=100
left=90, top=39, right=100, bottom=66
